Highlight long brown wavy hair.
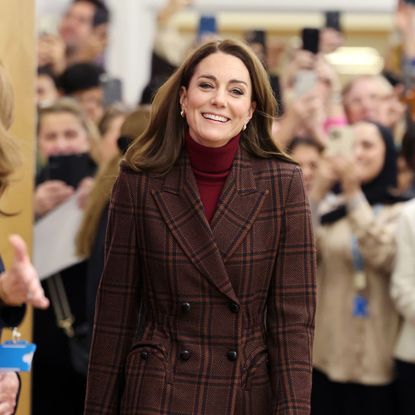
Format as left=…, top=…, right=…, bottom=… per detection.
left=124, top=39, right=292, bottom=173
left=0, top=64, right=21, bottom=201
left=76, top=106, right=151, bottom=257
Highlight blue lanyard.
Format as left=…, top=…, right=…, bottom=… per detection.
left=350, top=204, right=383, bottom=272
left=350, top=204, right=383, bottom=318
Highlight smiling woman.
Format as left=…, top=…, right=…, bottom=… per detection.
left=84, top=39, right=316, bottom=415
left=179, top=52, right=256, bottom=148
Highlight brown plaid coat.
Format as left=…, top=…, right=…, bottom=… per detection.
left=84, top=146, right=316, bottom=415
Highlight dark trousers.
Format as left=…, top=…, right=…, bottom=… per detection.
left=311, top=368, right=397, bottom=415
left=395, top=359, right=415, bottom=415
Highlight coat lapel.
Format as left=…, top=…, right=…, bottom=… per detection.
left=211, top=147, right=268, bottom=263
left=151, top=152, right=239, bottom=303
left=151, top=147, right=268, bottom=302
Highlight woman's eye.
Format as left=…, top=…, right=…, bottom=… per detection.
left=231, top=88, right=244, bottom=96
left=199, top=82, right=213, bottom=89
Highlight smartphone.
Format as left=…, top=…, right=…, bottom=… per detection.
left=197, top=15, right=217, bottom=40
left=325, top=126, right=354, bottom=156
left=325, top=11, right=342, bottom=32
left=101, top=77, right=123, bottom=106
left=46, top=154, right=95, bottom=188
left=293, top=70, right=317, bottom=98
left=301, top=28, right=320, bottom=54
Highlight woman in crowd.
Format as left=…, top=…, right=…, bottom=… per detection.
left=391, top=119, right=415, bottom=415
left=0, top=63, right=49, bottom=415
left=34, top=97, right=100, bottom=217
left=32, top=98, right=100, bottom=415
left=287, top=137, right=322, bottom=194
left=84, top=39, right=316, bottom=414
left=309, top=121, right=403, bottom=415
left=391, top=195, right=415, bottom=415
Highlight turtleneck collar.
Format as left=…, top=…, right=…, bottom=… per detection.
left=185, top=131, right=240, bottom=174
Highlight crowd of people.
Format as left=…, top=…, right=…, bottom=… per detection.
left=1, top=0, right=415, bottom=413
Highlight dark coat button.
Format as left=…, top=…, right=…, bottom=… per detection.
left=140, top=351, right=149, bottom=360
left=181, top=302, right=191, bottom=313
left=229, top=302, right=240, bottom=313
left=227, top=351, right=238, bottom=361
left=180, top=350, right=191, bottom=361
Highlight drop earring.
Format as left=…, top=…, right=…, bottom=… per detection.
left=243, top=124, right=247, bottom=131
left=180, top=109, right=185, bottom=118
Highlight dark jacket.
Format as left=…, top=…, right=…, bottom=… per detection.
left=85, top=147, right=317, bottom=415
left=0, top=257, right=25, bottom=330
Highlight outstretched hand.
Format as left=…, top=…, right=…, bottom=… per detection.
left=0, top=235, right=49, bottom=309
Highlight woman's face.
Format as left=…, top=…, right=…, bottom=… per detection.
left=38, top=111, right=90, bottom=159
left=352, top=122, right=386, bottom=183
left=290, top=144, right=320, bottom=194
left=344, top=78, right=384, bottom=124
left=180, top=52, right=256, bottom=148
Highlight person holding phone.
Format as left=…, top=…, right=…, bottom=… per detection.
left=34, top=98, right=100, bottom=218
left=0, top=64, right=49, bottom=415
left=84, top=39, right=316, bottom=415
left=32, top=98, right=99, bottom=415
left=309, top=121, right=404, bottom=415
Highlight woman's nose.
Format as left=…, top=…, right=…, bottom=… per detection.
left=211, top=88, right=226, bottom=106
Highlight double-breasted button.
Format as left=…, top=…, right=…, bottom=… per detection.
left=181, top=302, right=191, bottom=313
left=140, top=351, right=149, bottom=360
left=180, top=350, right=191, bottom=361
left=227, top=350, right=238, bottom=361
left=229, top=302, right=240, bottom=313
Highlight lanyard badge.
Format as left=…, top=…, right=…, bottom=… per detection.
left=0, top=328, right=37, bottom=372
left=351, top=237, right=369, bottom=319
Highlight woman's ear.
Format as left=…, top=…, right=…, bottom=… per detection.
left=248, top=101, right=257, bottom=120
left=179, top=86, right=187, bottom=109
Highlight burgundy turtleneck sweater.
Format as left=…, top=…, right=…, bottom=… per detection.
left=185, top=132, right=240, bottom=223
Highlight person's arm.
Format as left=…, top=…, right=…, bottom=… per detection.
left=157, top=0, right=192, bottom=27
left=84, top=168, right=141, bottom=414
left=267, top=166, right=316, bottom=414
left=336, top=157, right=400, bottom=273
left=391, top=202, right=415, bottom=324
left=396, top=3, right=415, bottom=65
left=0, top=235, right=48, bottom=310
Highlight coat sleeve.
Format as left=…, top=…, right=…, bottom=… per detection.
left=0, top=257, right=26, bottom=329
left=267, top=166, right=316, bottom=415
left=391, top=202, right=415, bottom=324
left=84, top=170, right=141, bottom=414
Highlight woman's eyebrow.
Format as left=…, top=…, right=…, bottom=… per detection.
left=198, top=74, right=248, bottom=86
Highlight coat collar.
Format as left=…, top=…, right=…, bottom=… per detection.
left=151, top=145, right=268, bottom=302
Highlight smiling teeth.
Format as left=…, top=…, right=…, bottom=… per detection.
left=203, top=113, right=228, bottom=122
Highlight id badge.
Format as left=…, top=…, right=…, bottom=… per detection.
left=352, top=294, right=369, bottom=318
left=0, top=340, right=37, bottom=372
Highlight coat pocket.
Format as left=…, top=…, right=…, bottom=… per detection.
left=238, top=347, right=273, bottom=414
left=241, top=347, right=270, bottom=391
left=121, top=341, right=171, bottom=414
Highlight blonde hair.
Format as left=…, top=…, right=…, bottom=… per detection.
left=37, top=97, right=102, bottom=164
left=0, top=63, right=21, bottom=199
left=76, top=106, right=151, bottom=257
